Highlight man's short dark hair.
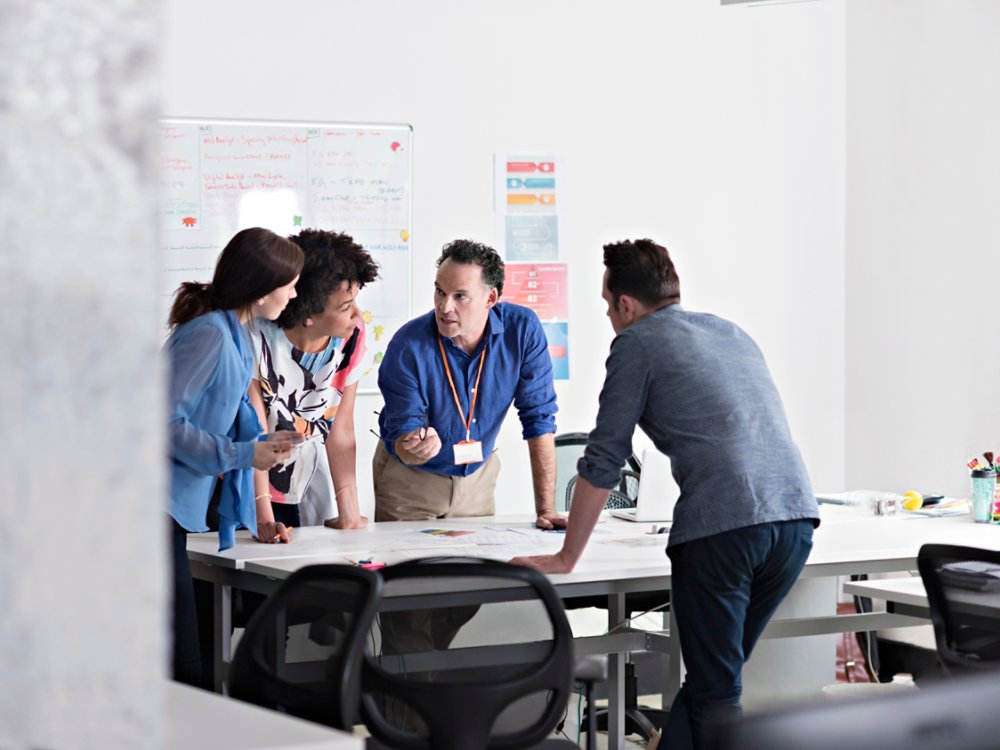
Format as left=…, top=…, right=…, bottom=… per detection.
left=277, top=229, right=380, bottom=329
left=437, top=239, right=505, bottom=297
left=603, top=239, right=680, bottom=308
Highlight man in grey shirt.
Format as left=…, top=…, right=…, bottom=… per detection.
left=513, top=238, right=819, bottom=750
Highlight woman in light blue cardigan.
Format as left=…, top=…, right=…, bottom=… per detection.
left=165, top=227, right=303, bottom=687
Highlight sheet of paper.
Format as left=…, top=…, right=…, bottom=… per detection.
left=426, top=544, right=541, bottom=561
left=599, top=536, right=670, bottom=548
left=902, top=501, right=970, bottom=518
left=385, top=529, right=485, bottom=549
left=467, top=530, right=539, bottom=546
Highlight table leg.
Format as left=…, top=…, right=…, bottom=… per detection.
left=212, top=582, right=232, bottom=693
left=663, top=606, right=682, bottom=707
left=607, top=592, right=626, bottom=750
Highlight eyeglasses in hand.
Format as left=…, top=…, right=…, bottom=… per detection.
left=369, top=413, right=430, bottom=442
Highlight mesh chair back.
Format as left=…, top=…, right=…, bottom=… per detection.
left=361, top=558, right=575, bottom=750
left=917, top=543, right=1000, bottom=675
left=229, top=563, right=382, bottom=729
left=565, top=470, right=639, bottom=511
left=555, top=431, right=641, bottom=512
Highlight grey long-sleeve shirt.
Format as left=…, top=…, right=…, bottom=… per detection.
left=578, top=304, right=819, bottom=547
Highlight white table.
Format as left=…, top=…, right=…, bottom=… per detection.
left=843, top=576, right=931, bottom=615
left=189, top=506, right=1000, bottom=750
left=844, top=571, right=1000, bottom=622
left=188, top=516, right=677, bottom=682
left=168, top=681, right=363, bottom=750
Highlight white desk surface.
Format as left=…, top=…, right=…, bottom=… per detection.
left=843, top=576, right=929, bottom=608
left=844, top=571, right=1000, bottom=619
left=189, top=506, right=1000, bottom=585
left=244, top=516, right=670, bottom=587
left=802, top=505, right=1000, bottom=570
left=189, top=513, right=672, bottom=586
left=168, top=681, right=362, bottom=750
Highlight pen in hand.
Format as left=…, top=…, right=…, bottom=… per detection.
left=272, top=525, right=293, bottom=543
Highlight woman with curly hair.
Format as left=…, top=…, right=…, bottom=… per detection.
left=248, top=228, right=380, bottom=539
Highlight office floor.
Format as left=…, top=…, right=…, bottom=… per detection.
left=351, top=693, right=658, bottom=749
left=598, top=733, right=649, bottom=750
left=572, top=722, right=653, bottom=749
left=561, top=693, right=660, bottom=749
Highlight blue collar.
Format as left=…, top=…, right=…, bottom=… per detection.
left=438, top=305, right=506, bottom=355
left=486, top=305, right=505, bottom=336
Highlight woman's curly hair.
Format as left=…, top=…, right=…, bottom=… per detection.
left=276, top=229, right=380, bottom=329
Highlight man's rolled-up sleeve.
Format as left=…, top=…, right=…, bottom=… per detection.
left=377, top=340, right=427, bottom=457
left=513, top=315, right=558, bottom=440
left=577, top=332, right=649, bottom=489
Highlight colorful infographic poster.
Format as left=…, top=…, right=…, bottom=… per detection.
left=542, top=322, right=569, bottom=381
left=503, top=263, right=568, bottom=321
left=493, top=154, right=570, bottom=380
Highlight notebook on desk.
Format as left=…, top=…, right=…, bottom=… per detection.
left=610, top=448, right=679, bottom=523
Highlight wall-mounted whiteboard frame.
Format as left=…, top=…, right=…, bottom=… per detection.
left=159, top=117, right=413, bottom=393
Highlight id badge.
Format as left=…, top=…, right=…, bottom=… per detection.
left=453, top=440, right=484, bottom=465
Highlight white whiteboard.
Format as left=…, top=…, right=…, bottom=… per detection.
left=159, top=118, right=412, bottom=392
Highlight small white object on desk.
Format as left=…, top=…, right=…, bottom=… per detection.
left=816, top=490, right=970, bottom=517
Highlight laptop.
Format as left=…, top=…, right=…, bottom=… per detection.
left=610, top=448, right=679, bottom=523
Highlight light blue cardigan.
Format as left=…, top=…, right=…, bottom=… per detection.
left=165, top=309, right=259, bottom=550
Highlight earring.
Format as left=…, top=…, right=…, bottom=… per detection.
left=256, top=299, right=264, bottom=307
left=304, top=318, right=313, bottom=327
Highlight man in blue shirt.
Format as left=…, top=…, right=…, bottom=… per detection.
left=513, top=239, right=818, bottom=750
left=375, top=239, right=565, bottom=529
left=374, top=240, right=566, bottom=694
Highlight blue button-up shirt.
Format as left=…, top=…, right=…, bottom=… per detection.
left=378, top=302, right=557, bottom=477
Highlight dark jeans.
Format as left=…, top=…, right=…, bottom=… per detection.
left=170, top=515, right=203, bottom=688
left=659, top=519, right=815, bottom=750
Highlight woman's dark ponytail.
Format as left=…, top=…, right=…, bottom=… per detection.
left=167, top=228, right=304, bottom=329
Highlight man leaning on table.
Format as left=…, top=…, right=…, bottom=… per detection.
left=512, top=239, right=820, bottom=750
left=374, top=238, right=565, bottom=530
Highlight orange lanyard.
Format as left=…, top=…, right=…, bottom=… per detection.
left=437, top=337, right=487, bottom=442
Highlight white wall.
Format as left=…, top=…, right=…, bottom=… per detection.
left=162, top=0, right=846, bottom=514
left=846, top=0, right=1000, bottom=498
left=0, top=2, right=166, bottom=748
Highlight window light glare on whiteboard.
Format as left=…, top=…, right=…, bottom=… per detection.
left=239, top=190, right=300, bottom=233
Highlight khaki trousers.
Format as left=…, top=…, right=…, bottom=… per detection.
left=372, top=440, right=500, bottom=521
left=371, top=441, right=501, bottom=732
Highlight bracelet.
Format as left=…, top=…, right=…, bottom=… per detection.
left=334, top=484, right=357, bottom=496
left=255, top=493, right=273, bottom=502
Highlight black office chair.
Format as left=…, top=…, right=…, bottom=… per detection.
left=228, top=563, right=383, bottom=731
left=554, top=432, right=641, bottom=512
left=555, top=432, right=669, bottom=741
left=361, top=557, right=599, bottom=749
left=565, top=471, right=640, bottom=512
left=713, top=668, right=1000, bottom=750
left=917, top=543, right=1000, bottom=675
